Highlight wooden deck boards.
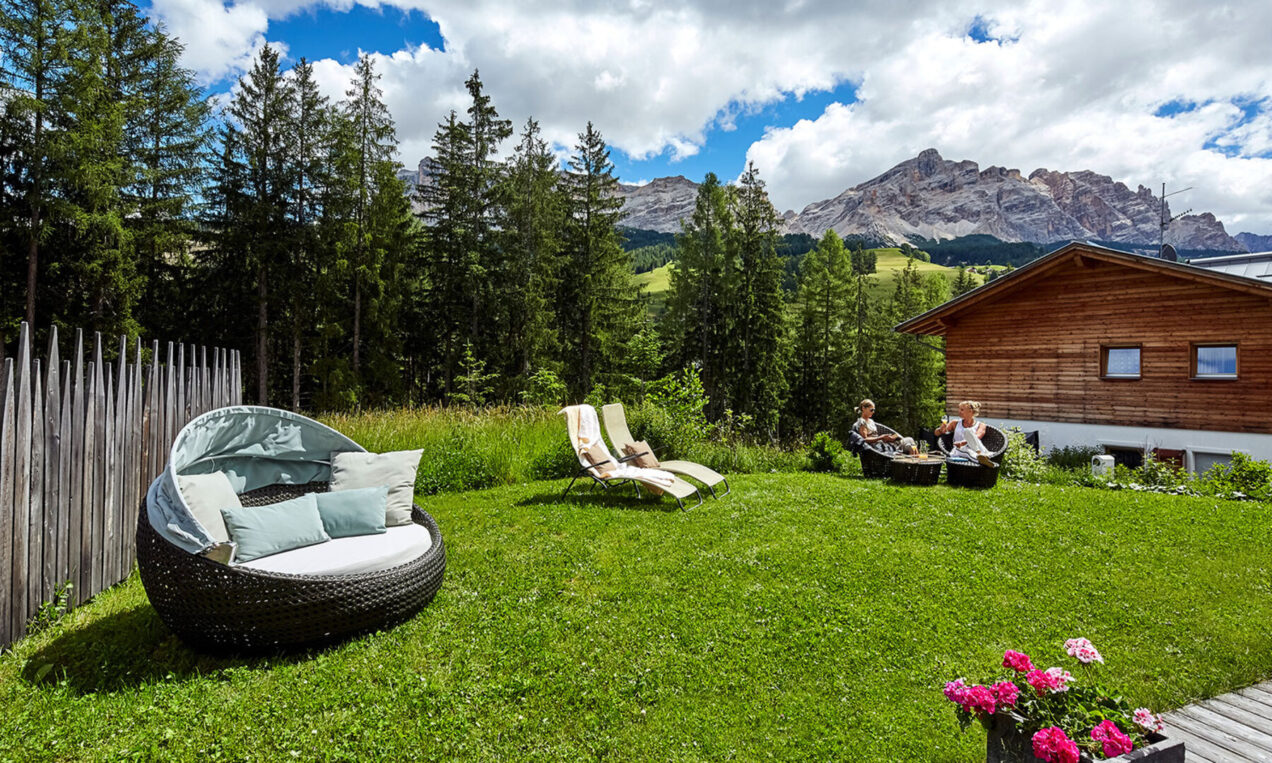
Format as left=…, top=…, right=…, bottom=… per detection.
left=1163, top=680, right=1272, bottom=762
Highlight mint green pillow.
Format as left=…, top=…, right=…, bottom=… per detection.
left=315, top=486, right=389, bottom=538
left=220, top=494, right=330, bottom=563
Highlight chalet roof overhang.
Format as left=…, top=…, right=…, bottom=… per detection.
left=894, top=241, right=1272, bottom=336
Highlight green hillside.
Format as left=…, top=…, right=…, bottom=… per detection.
left=635, top=248, right=1001, bottom=317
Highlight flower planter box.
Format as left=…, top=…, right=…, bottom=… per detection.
left=985, top=713, right=1185, bottom=763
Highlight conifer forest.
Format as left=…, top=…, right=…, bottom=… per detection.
left=0, top=0, right=953, bottom=440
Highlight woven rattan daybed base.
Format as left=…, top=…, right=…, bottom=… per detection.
left=137, top=481, right=446, bottom=655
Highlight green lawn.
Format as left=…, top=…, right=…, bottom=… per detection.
left=2, top=475, right=1269, bottom=761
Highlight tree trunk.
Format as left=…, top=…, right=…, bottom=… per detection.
left=257, top=265, right=268, bottom=404
left=291, top=322, right=301, bottom=411
left=353, top=275, right=361, bottom=373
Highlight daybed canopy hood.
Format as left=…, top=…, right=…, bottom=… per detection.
left=147, top=406, right=365, bottom=553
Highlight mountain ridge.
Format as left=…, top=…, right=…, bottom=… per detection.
left=610, top=149, right=1249, bottom=251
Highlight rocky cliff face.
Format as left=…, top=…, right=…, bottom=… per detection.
left=403, top=150, right=1250, bottom=251
left=1236, top=232, right=1272, bottom=252
left=789, top=149, right=1243, bottom=251
left=613, top=175, right=700, bottom=233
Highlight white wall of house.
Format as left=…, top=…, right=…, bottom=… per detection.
left=982, top=418, right=1272, bottom=473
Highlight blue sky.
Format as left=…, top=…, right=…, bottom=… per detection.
left=146, top=0, right=1272, bottom=231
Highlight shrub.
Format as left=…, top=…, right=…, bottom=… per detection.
left=806, top=432, right=846, bottom=473
left=521, top=368, right=567, bottom=407
left=1048, top=445, right=1104, bottom=471
left=1001, top=428, right=1049, bottom=482
left=1137, top=450, right=1188, bottom=488
left=1196, top=452, right=1272, bottom=501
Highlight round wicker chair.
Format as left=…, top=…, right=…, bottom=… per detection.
left=937, top=423, right=1007, bottom=489
left=137, top=482, right=446, bottom=655
left=936, top=423, right=1008, bottom=461
left=857, top=423, right=903, bottom=479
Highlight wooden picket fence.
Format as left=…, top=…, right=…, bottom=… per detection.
left=0, top=322, right=242, bottom=650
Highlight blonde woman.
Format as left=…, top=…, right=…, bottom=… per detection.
left=854, top=400, right=917, bottom=454
left=934, top=400, right=995, bottom=466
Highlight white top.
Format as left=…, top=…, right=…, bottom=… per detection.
left=854, top=417, right=877, bottom=436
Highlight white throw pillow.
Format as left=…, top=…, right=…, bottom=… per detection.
left=177, top=471, right=239, bottom=543
left=329, top=450, right=423, bottom=527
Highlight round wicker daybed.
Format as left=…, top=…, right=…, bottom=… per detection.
left=137, top=406, right=446, bottom=655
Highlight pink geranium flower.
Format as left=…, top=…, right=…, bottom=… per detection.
left=993, top=681, right=1019, bottom=707
left=1002, top=649, right=1035, bottom=672
left=1133, top=707, right=1164, bottom=733
left=1090, top=720, right=1134, bottom=757
left=943, top=678, right=967, bottom=705
left=1025, top=667, right=1073, bottom=695
left=1032, top=727, right=1080, bottom=763
left=1065, top=637, right=1104, bottom=664
left=962, top=684, right=997, bottom=716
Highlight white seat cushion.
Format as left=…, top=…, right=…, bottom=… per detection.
left=237, top=523, right=433, bottom=576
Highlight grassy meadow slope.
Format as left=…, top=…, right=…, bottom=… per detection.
left=636, top=248, right=1000, bottom=317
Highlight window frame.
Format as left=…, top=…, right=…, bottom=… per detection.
left=1190, top=342, right=1238, bottom=380
left=1100, top=344, right=1142, bottom=380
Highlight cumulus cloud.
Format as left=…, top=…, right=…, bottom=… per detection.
left=150, top=0, right=277, bottom=83
left=148, top=0, right=1272, bottom=232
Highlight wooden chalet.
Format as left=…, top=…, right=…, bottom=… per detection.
left=896, top=241, right=1272, bottom=472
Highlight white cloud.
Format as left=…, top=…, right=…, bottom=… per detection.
left=149, top=0, right=1272, bottom=232
left=150, top=0, right=278, bottom=84
left=745, top=0, right=1272, bottom=231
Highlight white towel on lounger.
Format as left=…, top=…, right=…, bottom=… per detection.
left=570, top=405, right=675, bottom=487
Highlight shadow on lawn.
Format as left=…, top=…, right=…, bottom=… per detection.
left=515, top=484, right=683, bottom=512
left=19, top=605, right=309, bottom=694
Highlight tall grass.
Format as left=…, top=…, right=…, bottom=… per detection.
left=319, top=405, right=809, bottom=495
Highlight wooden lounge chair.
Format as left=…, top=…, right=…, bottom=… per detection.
left=560, top=404, right=703, bottom=511
left=600, top=403, right=730, bottom=499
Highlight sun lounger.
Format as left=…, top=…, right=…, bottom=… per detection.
left=600, top=403, right=730, bottom=499
left=560, top=404, right=703, bottom=510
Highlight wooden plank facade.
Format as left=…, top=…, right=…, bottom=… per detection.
left=0, top=323, right=242, bottom=650
left=897, top=242, right=1272, bottom=435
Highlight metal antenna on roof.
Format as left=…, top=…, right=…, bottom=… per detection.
left=1159, top=182, right=1193, bottom=256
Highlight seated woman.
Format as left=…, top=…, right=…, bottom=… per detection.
left=854, top=399, right=917, bottom=455
left=934, top=400, right=995, bottom=466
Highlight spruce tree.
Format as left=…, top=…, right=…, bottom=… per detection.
left=559, top=122, right=637, bottom=398
left=499, top=118, right=565, bottom=388
left=665, top=172, right=734, bottom=417
left=228, top=44, right=294, bottom=403
left=788, top=229, right=852, bottom=434
left=729, top=162, right=787, bottom=435
left=344, top=54, right=398, bottom=376
left=0, top=0, right=71, bottom=327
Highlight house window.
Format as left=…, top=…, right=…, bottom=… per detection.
left=1104, top=446, right=1143, bottom=469
left=1192, top=344, right=1237, bottom=379
left=1101, top=345, right=1140, bottom=379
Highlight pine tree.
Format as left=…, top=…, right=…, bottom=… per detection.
left=952, top=264, right=977, bottom=296
left=0, top=0, right=71, bottom=327
left=344, top=54, right=398, bottom=376
left=228, top=44, right=294, bottom=403
left=664, top=172, right=734, bottom=417
left=729, top=163, right=788, bottom=435
left=418, top=111, right=469, bottom=398
left=124, top=22, right=209, bottom=340
left=499, top=118, right=565, bottom=388
left=558, top=122, right=638, bottom=398
left=884, top=259, right=944, bottom=434
left=788, top=230, right=852, bottom=434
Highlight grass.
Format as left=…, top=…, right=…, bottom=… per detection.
left=2, top=474, right=1269, bottom=761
